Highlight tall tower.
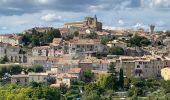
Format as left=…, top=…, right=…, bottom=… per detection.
left=150, top=24, right=155, bottom=34
left=94, top=15, right=97, bottom=29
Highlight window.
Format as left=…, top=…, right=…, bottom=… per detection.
left=72, top=48, right=75, bottom=50
left=77, top=45, right=80, bottom=48
left=139, top=62, right=142, bottom=64
left=137, top=65, right=140, bottom=68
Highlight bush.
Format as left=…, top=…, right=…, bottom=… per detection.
left=109, top=47, right=124, bottom=55
left=28, top=65, right=44, bottom=72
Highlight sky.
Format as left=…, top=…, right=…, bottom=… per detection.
left=0, top=0, right=170, bottom=33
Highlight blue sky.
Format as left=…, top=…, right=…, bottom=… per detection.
left=0, top=0, right=170, bottom=33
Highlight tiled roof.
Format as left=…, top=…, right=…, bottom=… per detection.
left=69, top=39, right=100, bottom=45
left=67, top=68, right=81, bottom=74
left=33, top=46, right=50, bottom=50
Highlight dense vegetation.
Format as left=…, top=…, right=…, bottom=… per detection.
left=128, top=35, right=151, bottom=47
left=21, top=28, right=61, bottom=47
left=0, top=83, right=61, bottom=100
left=0, top=55, right=9, bottom=64
left=100, top=36, right=116, bottom=45
left=109, top=47, right=124, bottom=55
left=0, top=65, right=44, bottom=79
left=0, top=64, right=170, bottom=99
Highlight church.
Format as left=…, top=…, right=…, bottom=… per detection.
left=64, top=15, right=102, bottom=31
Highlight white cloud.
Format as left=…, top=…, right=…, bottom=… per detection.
left=118, top=19, right=124, bottom=25
left=37, top=0, right=49, bottom=4
left=141, top=0, right=170, bottom=8
left=41, top=13, right=62, bottom=22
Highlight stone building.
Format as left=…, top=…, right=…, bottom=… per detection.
left=0, top=43, right=27, bottom=63
left=64, top=15, right=102, bottom=31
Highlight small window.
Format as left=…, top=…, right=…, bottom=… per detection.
left=137, top=65, right=140, bottom=68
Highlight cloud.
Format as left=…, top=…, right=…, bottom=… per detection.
left=41, top=13, right=62, bottom=22
left=0, top=0, right=170, bottom=33
left=141, top=0, right=170, bottom=8
left=118, top=20, right=124, bottom=25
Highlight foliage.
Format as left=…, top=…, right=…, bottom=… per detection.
left=107, top=63, right=118, bottom=90
left=0, top=55, right=9, bottom=64
left=109, top=47, right=124, bottom=55
left=28, top=64, right=44, bottom=72
left=97, top=74, right=109, bottom=89
left=64, top=34, right=74, bottom=41
left=0, top=84, right=61, bottom=100
left=118, top=68, right=124, bottom=89
left=60, top=83, right=68, bottom=94
left=73, top=31, right=79, bottom=37
left=82, top=70, right=94, bottom=83
left=47, top=77, right=56, bottom=85
left=96, top=52, right=108, bottom=59
left=22, top=28, right=61, bottom=47
left=9, top=65, right=22, bottom=75
left=86, top=32, right=98, bottom=39
left=0, top=65, right=22, bottom=78
left=101, top=36, right=116, bottom=45
left=81, top=90, right=101, bottom=100
left=129, top=35, right=151, bottom=47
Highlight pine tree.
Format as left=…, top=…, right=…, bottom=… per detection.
left=119, top=68, right=124, bottom=89
left=107, top=63, right=118, bottom=90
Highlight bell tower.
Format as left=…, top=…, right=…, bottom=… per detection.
left=94, top=15, right=97, bottom=28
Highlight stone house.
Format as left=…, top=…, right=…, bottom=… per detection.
left=32, top=46, right=50, bottom=57
left=0, top=44, right=27, bottom=63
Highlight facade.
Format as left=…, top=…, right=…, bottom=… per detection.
left=11, top=73, right=49, bottom=84
left=52, top=68, right=82, bottom=87
left=29, top=73, right=49, bottom=83
left=0, top=34, right=22, bottom=46
left=64, top=16, right=102, bottom=31
left=24, top=27, right=53, bottom=34
left=11, top=75, right=29, bottom=85
left=161, top=68, right=170, bottom=80
left=106, top=40, right=127, bottom=49
left=30, top=57, right=48, bottom=65
left=68, top=38, right=104, bottom=55
left=32, top=46, right=49, bottom=57
left=107, top=56, right=164, bottom=79
left=49, top=38, right=65, bottom=56
left=0, top=44, right=27, bottom=63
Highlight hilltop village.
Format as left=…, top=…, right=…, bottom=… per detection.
left=1, top=16, right=170, bottom=99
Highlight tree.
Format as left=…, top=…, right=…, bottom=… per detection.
left=8, top=65, right=22, bottom=75
left=28, top=64, right=44, bottom=72
left=60, top=83, right=68, bottom=94
left=81, top=90, right=101, bottom=100
left=22, top=28, right=61, bottom=47
left=101, top=37, right=109, bottom=45
left=86, top=32, right=98, bottom=39
left=83, top=70, right=94, bottom=83
left=119, top=68, right=124, bottom=89
left=73, top=31, right=79, bottom=37
left=47, top=77, right=56, bottom=85
left=109, top=47, right=124, bottom=55
left=129, top=35, right=151, bottom=47
left=97, top=74, right=109, bottom=89
left=0, top=55, right=9, bottom=64
left=0, top=67, right=7, bottom=78
left=107, top=63, right=118, bottom=90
